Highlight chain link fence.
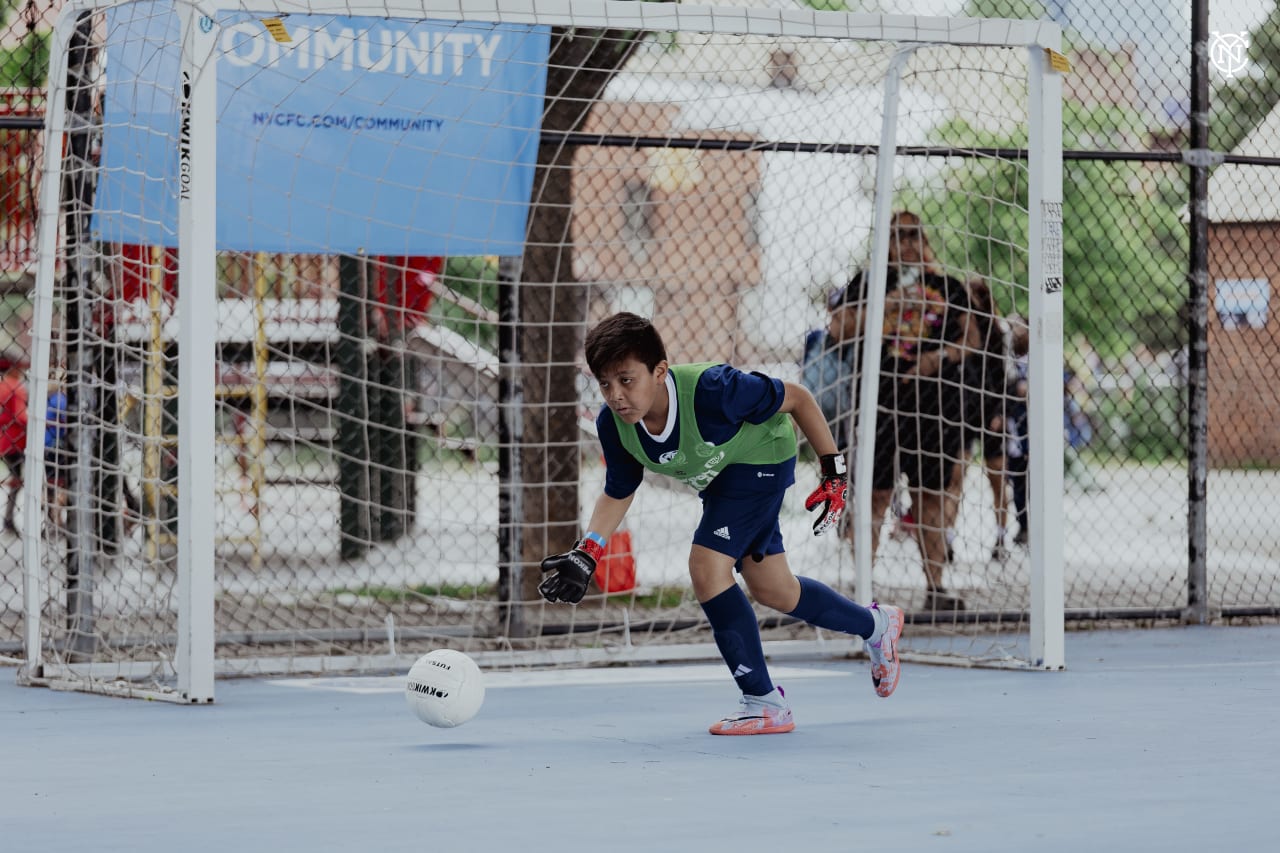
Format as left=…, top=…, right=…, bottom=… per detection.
left=0, top=0, right=1276, bottom=668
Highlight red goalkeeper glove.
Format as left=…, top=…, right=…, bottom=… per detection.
left=538, top=536, right=606, bottom=604
left=804, top=453, right=848, bottom=536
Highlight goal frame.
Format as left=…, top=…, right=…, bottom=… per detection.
left=23, top=0, right=1065, bottom=702
left=854, top=41, right=1065, bottom=672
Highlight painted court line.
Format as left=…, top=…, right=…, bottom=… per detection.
left=272, top=664, right=851, bottom=694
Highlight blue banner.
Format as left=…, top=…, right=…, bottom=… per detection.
left=94, top=7, right=549, bottom=255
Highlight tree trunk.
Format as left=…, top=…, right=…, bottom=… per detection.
left=517, top=28, right=643, bottom=604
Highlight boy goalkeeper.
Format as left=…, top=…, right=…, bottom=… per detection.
left=539, top=312, right=904, bottom=735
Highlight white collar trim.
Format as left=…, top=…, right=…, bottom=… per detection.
left=642, top=372, right=678, bottom=442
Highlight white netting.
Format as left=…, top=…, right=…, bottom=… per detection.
left=21, top=0, right=1060, bottom=697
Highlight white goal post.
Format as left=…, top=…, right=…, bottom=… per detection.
left=21, top=0, right=1063, bottom=702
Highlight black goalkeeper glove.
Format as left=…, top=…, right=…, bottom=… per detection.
left=538, top=537, right=605, bottom=604
left=804, top=453, right=848, bottom=536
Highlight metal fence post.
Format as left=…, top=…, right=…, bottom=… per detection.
left=1185, top=0, right=1210, bottom=625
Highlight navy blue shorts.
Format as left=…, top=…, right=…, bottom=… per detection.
left=692, top=490, right=787, bottom=570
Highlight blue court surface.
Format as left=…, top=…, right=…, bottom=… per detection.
left=4, top=624, right=1276, bottom=853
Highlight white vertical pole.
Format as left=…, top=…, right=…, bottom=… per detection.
left=852, top=48, right=914, bottom=607
left=20, top=8, right=79, bottom=681
left=175, top=5, right=218, bottom=702
left=1026, top=40, right=1066, bottom=670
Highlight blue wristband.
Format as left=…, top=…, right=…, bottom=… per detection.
left=582, top=531, right=608, bottom=550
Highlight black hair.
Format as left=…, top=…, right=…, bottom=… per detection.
left=584, top=312, right=668, bottom=377
left=829, top=269, right=877, bottom=309
left=829, top=266, right=921, bottom=310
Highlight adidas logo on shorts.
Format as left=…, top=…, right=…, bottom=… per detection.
left=713, top=526, right=731, bottom=540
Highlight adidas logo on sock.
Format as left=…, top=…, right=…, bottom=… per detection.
left=713, top=526, right=731, bottom=540
left=733, top=664, right=753, bottom=677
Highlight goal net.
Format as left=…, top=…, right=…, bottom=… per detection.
left=21, top=0, right=1063, bottom=701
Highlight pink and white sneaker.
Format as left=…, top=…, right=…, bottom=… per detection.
left=867, top=603, right=904, bottom=698
left=708, top=687, right=795, bottom=735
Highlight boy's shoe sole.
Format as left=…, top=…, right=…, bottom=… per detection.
left=709, top=690, right=795, bottom=735
left=708, top=714, right=795, bottom=735
left=870, top=604, right=904, bottom=698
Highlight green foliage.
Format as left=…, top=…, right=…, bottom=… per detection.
left=964, top=0, right=1048, bottom=19
left=1211, top=6, right=1280, bottom=153
left=332, top=582, right=496, bottom=601
left=434, top=256, right=499, bottom=351
left=419, top=435, right=496, bottom=467
left=1095, top=381, right=1186, bottom=462
left=907, top=103, right=1187, bottom=359
left=623, top=586, right=690, bottom=608
left=0, top=30, right=50, bottom=89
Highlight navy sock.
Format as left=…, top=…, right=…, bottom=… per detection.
left=788, top=576, right=876, bottom=639
left=700, top=584, right=774, bottom=697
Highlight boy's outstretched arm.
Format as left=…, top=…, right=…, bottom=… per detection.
left=539, top=492, right=635, bottom=604
left=781, top=381, right=848, bottom=536
left=780, top=381, right=839, bottom=458
left=583, top=491, right=635, bottom=542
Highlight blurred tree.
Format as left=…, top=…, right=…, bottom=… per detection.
left=0, top=0, right=49, bottom=89
left=437, top=256, right=499, bottom=351
left=1211, top=5, right=1280, bottom=153
left=967, top=0, right=1048, bottom=19
left=0, top=30, right=49, bottom=88
left=517, top=27, right=646, bottom=604
left=912, top=102, right=1186, bottom=359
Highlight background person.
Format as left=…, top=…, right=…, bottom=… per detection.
left=0, top=354, right=28, bottom=536
left=821, top=212, right=983, bottom=611
left=44, top=376, right=71, bottom=535
left=800, top=282, right=866, bottom=454
left=1003, top=318, right=1031, bottom=547
left=957, top=276, right=1014, bottom=563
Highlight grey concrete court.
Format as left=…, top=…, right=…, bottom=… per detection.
left=3, top=623, right=1276, bottom=853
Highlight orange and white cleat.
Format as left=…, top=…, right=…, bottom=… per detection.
left=708, top=687, right=795, bottom=735
left=867, top=603, right=904, bottom=698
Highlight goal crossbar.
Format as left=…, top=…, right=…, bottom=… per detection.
left=51, top=0, right=1064, bottom=48
left=25, top=0, right=1065, bottom=702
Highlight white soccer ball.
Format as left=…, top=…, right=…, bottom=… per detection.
left=404, top=649, right=485, bottom=728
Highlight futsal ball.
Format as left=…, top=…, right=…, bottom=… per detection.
left=404, top=649, right=485, bottom=728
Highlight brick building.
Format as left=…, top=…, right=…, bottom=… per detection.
left=1206, top=106, right=1280, bottom=467
left=571, top=101, right=764, bottom=365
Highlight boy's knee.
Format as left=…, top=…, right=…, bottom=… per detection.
left=746, top=579, right=799, bottom=612
left=739, top=562, right=801, bottom=612
left=688, top=554, right=736, bottom=602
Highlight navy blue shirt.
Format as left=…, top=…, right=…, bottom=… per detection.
left=597, top=364, right=797, bottom=499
